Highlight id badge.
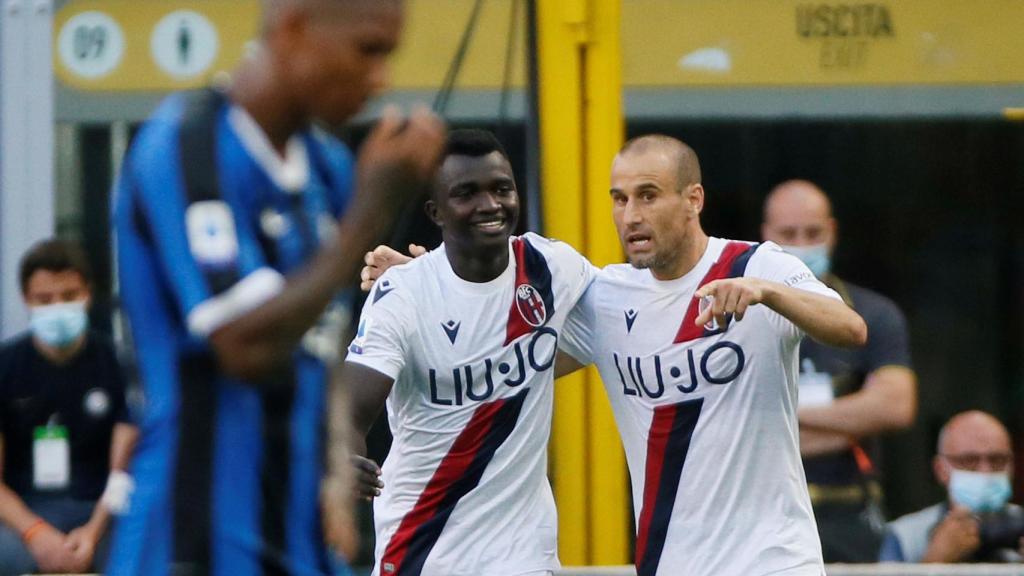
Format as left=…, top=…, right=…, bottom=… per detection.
left=798, top=359, right=835, bottom=408
left=33, top=425, right=70, bottom=490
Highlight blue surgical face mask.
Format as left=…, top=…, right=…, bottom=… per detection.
left=949, top=469, right=1012, bottom=513
left=30, top=301, right=89, bottom=349
left=780, top=243, right=831, bottom=278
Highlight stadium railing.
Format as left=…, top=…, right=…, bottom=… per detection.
left=555, top=565, right=1024, bottom=576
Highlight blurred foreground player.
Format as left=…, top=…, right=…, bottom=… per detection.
left=339, top=130, right=593, bottom=575
left=559, top=136, right=867, bottom=576
left=108, top=0, right=445, bottom=574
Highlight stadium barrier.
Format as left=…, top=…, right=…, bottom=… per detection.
left=555, top=565, right=1024, bottom=576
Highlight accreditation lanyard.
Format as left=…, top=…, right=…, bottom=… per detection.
left=33, top=415, right=70, bottom=490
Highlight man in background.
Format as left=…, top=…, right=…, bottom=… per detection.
left=0, top=239, right=136, bottom=575
left=762, top=179, right=917, bottom=562
left=108, top=0, right=445, bottom=574
left=881, top=410, right=1023, bottom=563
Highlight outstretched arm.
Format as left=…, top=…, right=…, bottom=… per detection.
left=695, top=278, right=867, bottom=347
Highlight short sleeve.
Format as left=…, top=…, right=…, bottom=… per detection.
left=118, top=111, right=285, bottom=340
left=344, top=274, right=417, bottom=381
left=560, top=283, right=597, bottom=366
left=524, top=233, right=598, bottom=311
left=862, top=294, right=912, bottom=371
left=746, top=242, right=842, bottom=339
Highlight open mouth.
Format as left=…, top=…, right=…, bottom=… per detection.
left=626, top=233, right=652, bottom=249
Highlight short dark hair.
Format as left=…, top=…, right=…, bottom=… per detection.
left=445, top=129, right=510, bottom=161
left=19, top=239, right=92, bottom=295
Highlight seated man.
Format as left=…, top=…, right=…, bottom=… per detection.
left=881, top=410, right=1023, bottom=563
left=0, top=239, right=137, bottom=575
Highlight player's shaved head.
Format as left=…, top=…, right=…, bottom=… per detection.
left=261, top=0, right=400, bottom=35
left=617, top=135, right=702, bottom=191
left=763, top=179, right=833, bottom=224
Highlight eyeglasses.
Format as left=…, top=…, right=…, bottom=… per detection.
left=941, top=452, right=1015, bottom=472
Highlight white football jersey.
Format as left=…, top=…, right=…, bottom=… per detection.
left=562, top=238, right=837, bottom=576
left=347, top=233, right=593, bottom=576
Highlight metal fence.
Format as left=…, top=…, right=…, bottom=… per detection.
left=555, top=565, right=1024, bottom=576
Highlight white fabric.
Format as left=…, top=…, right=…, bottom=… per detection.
left=561, top=238, right=838, bottom=576
left=227, top=105, right=310, bottom=193
left=186, top=267, right=286, bottom=337
left=101, top=469, right=136, bottom=515
left=347, top=233, right=594, bottom=576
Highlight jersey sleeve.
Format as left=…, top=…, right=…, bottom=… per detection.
left=119, top=113, right=285, bottom=340
left=344, top=273, right=417, bottom=380
left=524, top=232, right=598, bottom=310
left=862, top=294, right=913, bottom=371
left=747, top=242, right=842, bottom=339
left=560, top=283, right=597, bottom=366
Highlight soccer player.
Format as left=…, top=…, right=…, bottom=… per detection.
left=108, top=0, right=445, bottom=574
left=362, top=135, right=867, bottom=576
left=338, top=129, right=593, bottom=576
left=558, top=135, right=866, bottom=576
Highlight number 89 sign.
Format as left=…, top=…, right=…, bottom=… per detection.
left=57, top=11, right=125, bottom=80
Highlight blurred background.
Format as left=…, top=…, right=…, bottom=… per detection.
left=2, top=0, right=1022, bottom=570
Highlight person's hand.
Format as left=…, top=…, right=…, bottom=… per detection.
left=352, top=454, right=384, bottom=501
left=25, top=522, right=79, bottom=573
left=352, top=106, right=445, bottom=223
left=694, top=278, right=768, bottom=329
left=64, top=522, right=102, bottom=571
left=923, top=506, right=980, bottom=563
left=360, top=244, right=426, bottom=291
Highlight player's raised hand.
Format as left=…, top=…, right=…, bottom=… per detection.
left=360, top=244, right=427, bottom=291
left=694, top=278, right=767, bottom=328
left=353, top=105, right=446, bottom=219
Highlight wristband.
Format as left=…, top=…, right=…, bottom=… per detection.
left=21, top=519, right=46, bottom=543
left=101, top=469, right=135, bottom=514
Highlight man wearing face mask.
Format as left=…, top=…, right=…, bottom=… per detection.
left=0, top=239, right=137, bottom=575
left=762, top=179, right=918, bottom=562
left=880, top=410, right=1023, bottom=562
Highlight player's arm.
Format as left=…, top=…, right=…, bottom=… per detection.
left=799, top=427, right=854, bottom=458
left=209, top=112, right=443, bottom=381
left=556, top=352, right=587, bottom=379
left=696, top=279, right=867, bottom=348
left=333, top=363, right=394, bottom=501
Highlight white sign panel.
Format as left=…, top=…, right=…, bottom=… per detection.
left=151, top=10, right=219, bottom=79
left=57, top=11, right=125, bottom=79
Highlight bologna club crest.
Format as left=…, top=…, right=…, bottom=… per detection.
left=515, top=284, right=547, bottom=327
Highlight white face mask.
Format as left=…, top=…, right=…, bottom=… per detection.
left=780, top=243, right=831, bottom=278
left=949, top=469, right=1013, bottom=513
left=29, top=300, right=89, bottom=349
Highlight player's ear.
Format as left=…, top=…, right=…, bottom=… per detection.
left=688, top=184, right=705, bottom=216
left=424, top=199, right=442, bottom=227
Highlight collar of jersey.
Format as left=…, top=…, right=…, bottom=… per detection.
left=436, top=241, right=516, bottom=295
left=643, top=236, right=724, bottom=290
left=227, top=105, right=310, bottom=194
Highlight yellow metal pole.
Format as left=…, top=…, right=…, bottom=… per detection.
left=536, top=0, right=627, bottom=566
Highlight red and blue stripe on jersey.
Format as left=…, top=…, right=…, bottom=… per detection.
left=674, top=242, right=762, bottom=344
left=504, top=237, right=555, bottom=345
left=379, top=389, right=530, bottom=576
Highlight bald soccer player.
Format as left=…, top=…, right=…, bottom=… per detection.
left=109, top=1, right=445, bottom=574
left=762, top=180, right=917, bottom=562
left=882, top=411, right=1023, bottom=563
